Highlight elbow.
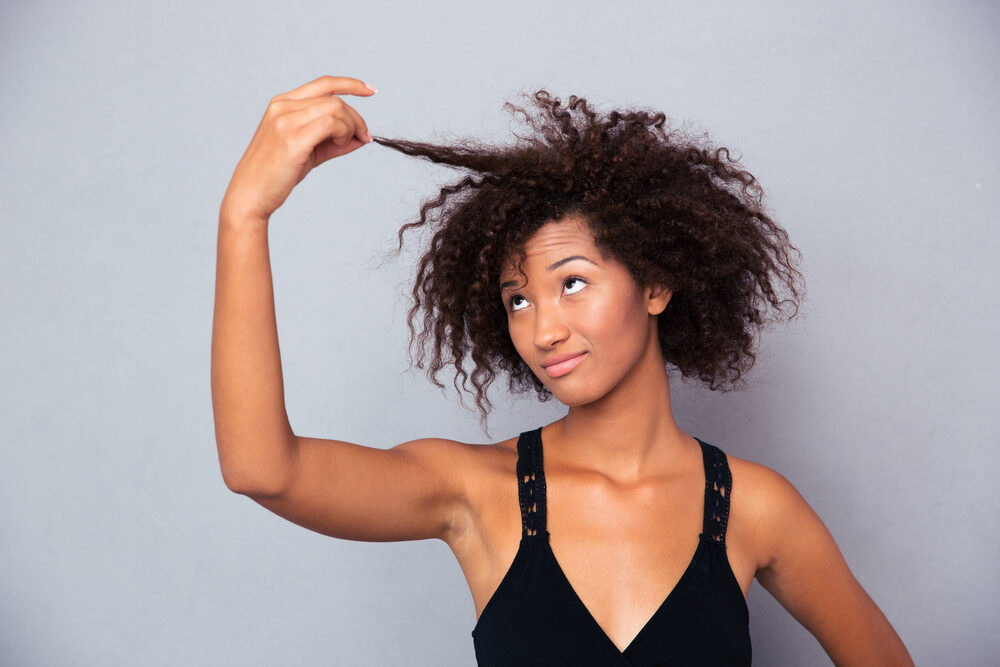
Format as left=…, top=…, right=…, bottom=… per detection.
left=220, top=468, right=256, bottom=496
left=219, top=458, right=292, bottom=498
left=215, top=433, right=298, bottom=497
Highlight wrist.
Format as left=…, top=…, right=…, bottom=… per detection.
left=219, top=202, right=270, bottom=232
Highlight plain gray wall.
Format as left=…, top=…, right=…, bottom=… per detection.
left=2, top=1, right=997, bottom=665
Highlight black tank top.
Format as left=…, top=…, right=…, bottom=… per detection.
left=471, top=427, right=752, bottom=666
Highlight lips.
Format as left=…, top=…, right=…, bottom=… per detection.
left=541, top=351, right=587, bottom=378
left=540, top=351, right=587, bottom=368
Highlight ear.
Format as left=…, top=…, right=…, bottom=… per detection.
left=644, top=283, right=672, bottom=316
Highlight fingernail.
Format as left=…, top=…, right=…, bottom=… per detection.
left=366, top=130, right=373, bottom=142
left=365, top=83, right=377, bottom=93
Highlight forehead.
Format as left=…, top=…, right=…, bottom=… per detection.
left=499, top=216, right=600, bottom=278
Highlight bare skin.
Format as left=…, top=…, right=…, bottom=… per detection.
left=212, top=75, right=914, bottom=665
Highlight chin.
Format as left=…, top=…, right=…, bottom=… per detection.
left=544, top=381, right=612, bottom=408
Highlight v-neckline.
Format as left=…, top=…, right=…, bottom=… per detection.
left=535, top=428, right=710, bottom=658
left=543, top=527, right=705, bottom=657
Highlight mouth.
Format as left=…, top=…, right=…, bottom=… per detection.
left=542, top=352, right=587, bottom=378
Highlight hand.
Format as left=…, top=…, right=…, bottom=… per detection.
left=220, top=75, right=375, bottom=222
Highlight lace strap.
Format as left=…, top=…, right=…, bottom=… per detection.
left=698, top=438, right=732, bottom=548
left=516, top=428, right=547, bottom=538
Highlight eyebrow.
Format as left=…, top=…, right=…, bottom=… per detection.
left=499, top=255, right=599, bottom=291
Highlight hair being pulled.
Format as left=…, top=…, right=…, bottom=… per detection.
left=371, top=90, right=805, bottom=429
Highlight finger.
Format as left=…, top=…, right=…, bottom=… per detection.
left=276, top=96, right=369, bottom=143
left=274, top=74, right=376, bottom=102
left=297, top=113, right=354, bottom=151
left=338, top=101, right=371, bottom=143
left=315, top=134, right=366, bottom=165
left=297, top=115, right=365, bottom=164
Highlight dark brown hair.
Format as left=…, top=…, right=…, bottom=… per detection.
left=372, top=91, right=805, bottom=427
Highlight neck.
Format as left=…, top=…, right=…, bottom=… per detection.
left=549, top=325, right=691, bottom=482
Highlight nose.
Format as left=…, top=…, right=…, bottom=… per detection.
left=533, top=303, right=570, bottom=349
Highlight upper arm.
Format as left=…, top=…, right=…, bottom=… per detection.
left=241, top=435, right=474, bottom=544
left=751, top=466, right=914, bottom=666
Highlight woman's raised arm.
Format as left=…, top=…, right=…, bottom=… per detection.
left=211, top=75, right=472, bottom=544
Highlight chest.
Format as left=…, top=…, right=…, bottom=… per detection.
left=458, top=456, right=750, bottom=667
left=545, top=473, right=707, bottom=643
left=450, top=454, right=750, bottom=654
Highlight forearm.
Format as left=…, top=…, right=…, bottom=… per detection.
left=828, top=608, right=914, bottom=667
left=210, top=209, right=296, bottom=495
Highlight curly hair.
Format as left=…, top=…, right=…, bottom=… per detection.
left=371, top=90, right=805, bottom=428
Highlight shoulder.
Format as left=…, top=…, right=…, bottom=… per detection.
left=395, top=432, right=516, bottom=459
left=398, top=433, right=519, bottom=536
left=394, top=433, right=517, bottom=485
left=723, top=451, right=818, bottom=573
left=725, top=452, right=802, bottom=510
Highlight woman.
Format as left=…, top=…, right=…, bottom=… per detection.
left=212, top=74, right=913, bottom=665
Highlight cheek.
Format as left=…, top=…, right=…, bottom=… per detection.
left=507, top=318, right=531, bottom=360
left=582, top=294, right=642, bottom=341
left=582, top=294, right=650, bottom=366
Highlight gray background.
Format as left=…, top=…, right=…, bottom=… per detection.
left=1, top=1, right=997, bottom=665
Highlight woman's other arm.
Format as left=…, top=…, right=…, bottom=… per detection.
left=211, top=75, right=472, bottom=544
left=746, top=464, right=914, bottom=666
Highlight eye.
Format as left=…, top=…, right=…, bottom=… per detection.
left=509, top=294, right=528, bottom=312
left=507, top=276, right=587, bottom=312
left=564, top=276, right=587, bottom=295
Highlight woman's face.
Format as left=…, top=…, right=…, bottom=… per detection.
left=499, top=215, right=671, bottom=407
